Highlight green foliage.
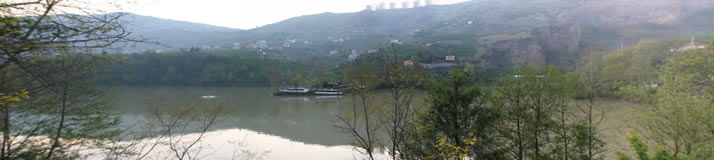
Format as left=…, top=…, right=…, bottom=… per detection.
left=568, top=123, right=607, bottom=160
left=618, top=49, right=714, bottom=159
left=616, top=132, right=691, bottom=160
left=343, top=62, right=381, bottom=89
left=425, top=137, right=478, bottom=160
left=399, top=66, right=609, bottom=160
left=492, top=66, right=579, bottom=160
left=575, top=45, right=607, bottom=98
left=599, top=38, right=680, bottom=94
left=402, top=68, right=504, bottom=159
left=0, top=89, right=29, bottom=108
left=478, top=32, right=533, bottom=47
left=378, top=42, right=427, bottom=160
left=0, top=2, right=142, bottom=158
left=426, top=68, right=499, bottom=156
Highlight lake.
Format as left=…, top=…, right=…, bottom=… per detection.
left=110, top=86, right=408, bottom=160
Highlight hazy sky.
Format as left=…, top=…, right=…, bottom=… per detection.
left=127, top=0, right=470, bottom=29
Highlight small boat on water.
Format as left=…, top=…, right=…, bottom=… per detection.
left=201, top=95, right=217, bottom=99
left=273, top=87, right=312, bottom=95
left=272, top=87, right=345, bottom=96
left=279, top=87, right=311, bottom=93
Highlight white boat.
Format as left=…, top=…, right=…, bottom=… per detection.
left=314, top=89, right=343, bottom=95
left=277, top=87, right=311, bottom=93
left=201, top=95, right=217, bottom=99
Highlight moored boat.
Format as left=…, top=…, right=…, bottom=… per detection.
left=273, top=87, right=312, bottom=96
left=272, top=87, right=346, bottom=96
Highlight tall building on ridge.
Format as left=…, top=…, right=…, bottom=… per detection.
left=425, top=0, right=432, bottom=6
left=377, top=2, right=386, bottom=10
left=366, top=5, right=373, bottom=10
left=413, top=0, right=421, bottom=8
left=402, top=1, right=409, bottom=8
left=389, top=2, right=397, bottom=9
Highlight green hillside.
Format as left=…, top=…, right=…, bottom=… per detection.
left=126, top=0, right=714, bottom=71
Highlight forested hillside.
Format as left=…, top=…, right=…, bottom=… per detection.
left=126, top=0, right=714, bottom=72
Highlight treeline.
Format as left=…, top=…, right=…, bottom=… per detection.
left=102, top=40, right=511, bottom=87
left=580, top=37, right=712, bottom=98
left=338, top=61, right=609, bottom=159
left=102, top=51, right=340, bottom=86
left=336, top=39, right=714, bottom=160
left=614, top=48, right=714, bottom=159
left=102, top=45, right=481, bottom=88
left=337, top=42, right=607, bottom=159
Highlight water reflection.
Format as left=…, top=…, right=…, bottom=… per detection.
left=112, top=87, right=352, bottom=147
left=279, top=97, right=310, bottom=102
left=93, top=128, right=373, bottom=160
left=110, top=86, right=421, bottom=159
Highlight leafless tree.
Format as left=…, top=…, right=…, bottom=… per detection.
left=0, top=0, right=137, bottom=159
left=378, top=41, right=423, bottom=160
left=335, top=59, right=381, bottom=160
left=130, top=95, right=225, bottom=160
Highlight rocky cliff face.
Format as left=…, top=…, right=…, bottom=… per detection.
left=479, top=0, right=714, bottom=67
left=533, top=25, right=582, bottom=55
left=484, top=39, right=546, bottom=68
left=480, top=0, right=714, bottom=68
left=533, top=24, right=582, bottom=66
left=573, top=0, right=714, bottom=26
left=479, top=24, right=581, bottom=68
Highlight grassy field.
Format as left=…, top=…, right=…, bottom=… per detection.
left=577, top=98, right=649, bottom=159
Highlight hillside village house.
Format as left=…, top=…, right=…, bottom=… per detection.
left=348, top=52, right=359, bottom=61
left=672, top=42, right=712, bottom=54
left=257, top=40, right=267, bottom=48
left=446, top=56, right=456, bottom=62
left=246, top=43, right=259, bottom=49
left=232, top=42, right=241, bottom=49
left=680, top=42, right=708, bottom=51
left=403, top=60, right=414, bottom=67
left=438, top=40, right=463, bottom=45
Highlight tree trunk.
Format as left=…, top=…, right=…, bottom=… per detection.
left=561, top=105, right=568, bottom=160
left=1, top=70, right=9, bottom=160
left=516, top=117, right=523, bottom=160
left=47, top=78, right=69, bottom=159
left=2, top=101, right=9, bottom=160
left=588, top=97, right=593, bottom=160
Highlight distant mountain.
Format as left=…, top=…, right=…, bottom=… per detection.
left=123, top=0, right=714, bottom=68
left=117, top=13, right=244, bottom=53
left=230, top=0, right=714, bottom=67
left=123, top=13, right=239, bottom=33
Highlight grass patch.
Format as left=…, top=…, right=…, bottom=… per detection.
left=574, top=98, right=649, bottom=159
left=477, top=32, right=533, bottom=46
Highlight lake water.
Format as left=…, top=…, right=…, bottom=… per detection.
left=110, top=86, right=407, bottom=160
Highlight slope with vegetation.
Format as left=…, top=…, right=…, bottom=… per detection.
left=125, top=0, right=714, bottom=78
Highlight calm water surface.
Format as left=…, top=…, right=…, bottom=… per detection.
left=111, top=86, right=417, bottom=159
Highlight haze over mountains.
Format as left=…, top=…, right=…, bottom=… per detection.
left=120, top=14, right=243, bottom=52
left=123, top=0, right=714, bottom=67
